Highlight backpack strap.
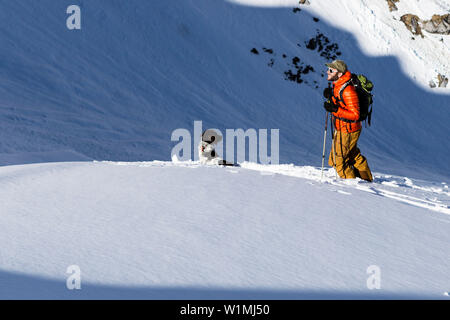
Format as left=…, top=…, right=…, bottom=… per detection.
left=367, top=106, right=372, bottom=126
left=338, top=79, right=352, bottom=106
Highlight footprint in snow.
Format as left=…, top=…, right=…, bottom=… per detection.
left=381, top=180, right=399, bottom=187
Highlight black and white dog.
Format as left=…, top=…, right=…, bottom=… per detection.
left=198, top=129, right=235, bottom=166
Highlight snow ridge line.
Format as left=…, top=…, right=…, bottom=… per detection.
left=101, top=160, right=450, bottom=215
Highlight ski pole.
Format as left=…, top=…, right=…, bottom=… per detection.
left=321, top=111, right=329, bottom=180
left=330, top=115, right=338, bottom=180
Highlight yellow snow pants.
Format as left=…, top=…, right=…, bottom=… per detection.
left=328, top=129, right=373, bottom=182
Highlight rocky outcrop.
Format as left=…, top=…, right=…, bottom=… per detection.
left=422, top=14, right=450, bottom=35
left=400, top=14, right=424, bottom=38
left=305, top=32, right=341, bottom=60
left=429, top=74, right=448, bottom=88
left=437, top=74, right=448, bottom=88
left=298, top=0, right=310, bottom=5
left=400, top=13, right=450, bottom=37
left=386, top=0, right=399, bottom=12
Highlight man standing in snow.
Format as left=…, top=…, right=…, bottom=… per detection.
left=323, top=60, right=373, bottom=182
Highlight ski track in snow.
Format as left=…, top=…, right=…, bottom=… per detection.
left=104, top=160, right=450, bottom=215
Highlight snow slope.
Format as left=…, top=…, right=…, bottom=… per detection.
left=0, top=0, right=449, bottom=300
left=0, top=161, right=449, bottom=299
left=0, top=0, right=449, bottom=180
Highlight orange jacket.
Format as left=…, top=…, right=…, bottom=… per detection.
left=330, top=71, right=361, bottom=133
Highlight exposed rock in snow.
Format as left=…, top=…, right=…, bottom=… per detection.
left=400, top=12, right=449, bottom=37
left=386, top=0, right=399, bottom=12
left=299, top=0, right=310, bottom=5
left=437, top=74, right=449, bottom=88
left=422, top=14, right=450, bottom=35
left=429, top=80, right=437, bottom=88
left=430, top=74, right=449, bottom=88
left=400, top=14, right=424, bottom=38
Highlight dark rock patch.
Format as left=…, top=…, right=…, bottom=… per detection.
left=284, top=56, right=315, bottom=84
left=305, top=32, right=341, bottom=60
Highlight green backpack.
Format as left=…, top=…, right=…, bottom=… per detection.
left=339, top=74, right=374, bottom=126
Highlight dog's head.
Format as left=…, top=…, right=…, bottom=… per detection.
left=201, top=129, right=222, bottom=145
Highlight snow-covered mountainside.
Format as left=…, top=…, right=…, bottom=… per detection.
left=0, top=0, right=449, bottom=179
left=0, top=0, right=449, bottom=300
left=0, top=161, right=449, bottom=299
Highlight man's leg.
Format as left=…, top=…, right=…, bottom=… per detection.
left=328, top=130, right=357, bottom=179
left=347, top=132, right=373, bottom=182
left=350, top=148, right=373, bottom=182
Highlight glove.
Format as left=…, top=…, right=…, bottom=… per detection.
left=323, top=87, right=332, bottom=100
left=323, top=100, right=339, bottom=113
